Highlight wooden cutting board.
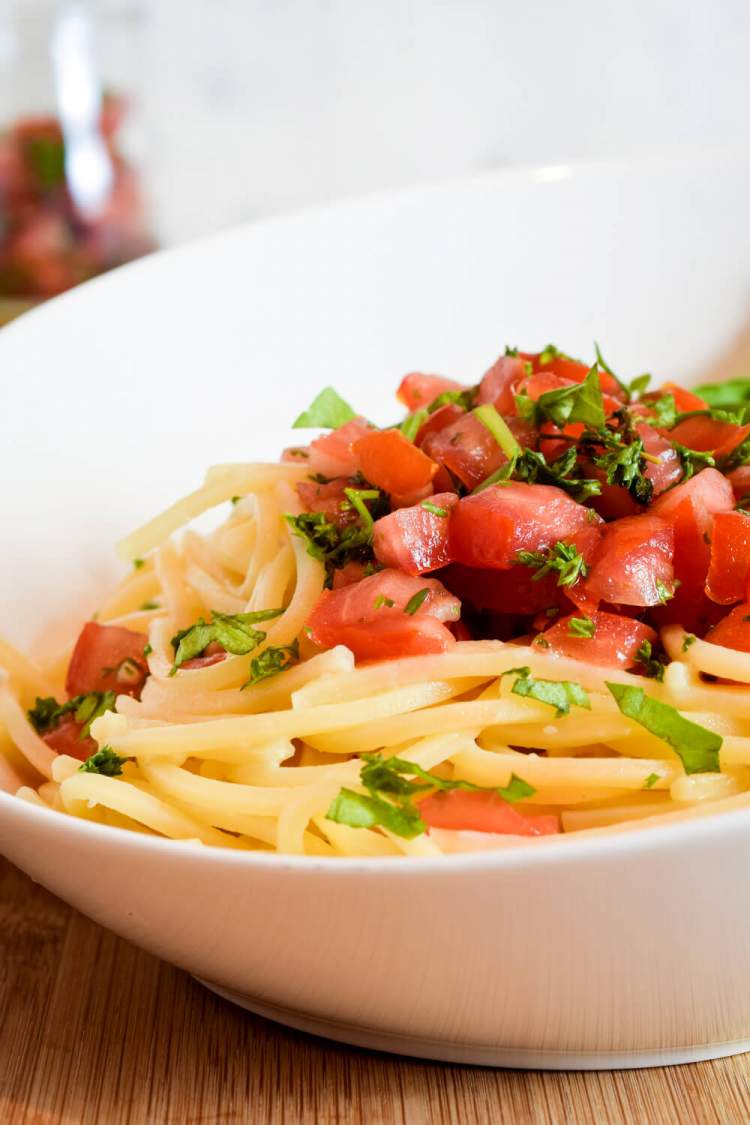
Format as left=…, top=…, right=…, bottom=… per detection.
left=1, top=857, right=749, bottom=1125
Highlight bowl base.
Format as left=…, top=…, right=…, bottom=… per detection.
left=196, top=979, right=750, bottom=1070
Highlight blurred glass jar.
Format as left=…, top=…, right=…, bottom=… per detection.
left=0, top=0, right=156, bottom=320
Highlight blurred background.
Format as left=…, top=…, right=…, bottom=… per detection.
left=1, top=0, right=748, bottom=318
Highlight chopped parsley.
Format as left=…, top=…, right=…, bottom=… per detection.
left=133, top=557, right=146, bottom=570
left=643, top=772, right=660, bottom=790
left=399, top=410, right=428, bottom=443
left=636, top=639, right=666, bottom=682
left=474, top=445, right=602, bottom=503
left=473, top=404, right=521, bottom=459
left=374, top=595, right=395, bottom=609
left=655, top=580, right=674, bottom=605
left=79, top=745, right=128, bottom=777
left=568, top=616, right=596, bottom=638
left=682, top=633, right=697, bottom=652
left=28, top=691, right=117, bottom=739
left=587, top=426, right=653, bottom=505
left=139, top=600, right=160, bottom=612
left=421, top=500, right=449, bottom=517
left=404, top=588, right=430, bottom=616
left=500, top=666, right=591, bottom=718
left=170, top=609, right=283, bottom=674
left=242, top=641, right=299, bottom=688
left=143, top=643, right=153, bottom=658
left=426, top=387, right=477, bottom=414
left=606, top=683, right=722, bottom=775
left=516, top=364, right=606, bottom=430
left=292, top=387, right=357, bottom=429
left=672, top=442, right=716, bottom=480
left=325, top=752, right=536, bottom=840
left=514, top=541, right=589, bottom=588
left=648, top=393, right=677, bottom=429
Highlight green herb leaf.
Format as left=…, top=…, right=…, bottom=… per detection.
left=421, top=500, right=449, bottom=517
left=606, top=683, right=722, bottom=775
left=143, top=643, right=153, bottom=658
left=636, top=639, right=666, bottom=681
left=242, top=640, right=299, bottom=688
left=473, top=404, right=521, bottom=459
left=426, top=387, right=477, bottom=414
left=682, top=633, right=697, bottom=652
left=643, top=772, right=660, bottom=790
left=693, top=377, right=750, bottom=420
left=28, top=691, right=117, bottom=739
left=404, top=588, right=430, bottom=616
left=594, top=342, right=651, bottom=401
left=139, top=601, right=159, bottom=612
left=590, top=429, right=653, bottom=505
left=326, top=788, right=427, bottom=838
left=374, top=595, right=395, bottom=609
left=498, top=773, right=537, bottom=803
left=649, top=393, right=677, bottom=429
left=292, top=387, right=357, bottom=429
left=474, top=446, right=602, bottom=502
left=133, top=557, right=145, bottom=570
left=672, top=442, right=716, bottom=481
left=170, top=609, right=283, bottom=674
left=79, top=745, right=128, bottom=777
left=655, top=580, right=674, bottom=605
left=23, top=134, right=66, bottom=190
left=568, top=615, right=596, bottom=638
left=514, top=540, right=589, bottom=588
left=501, top=667, right=591, bottom=718
left=519, top=364, right=606, bottom=430
left=399, top=410, right=428, bottom=443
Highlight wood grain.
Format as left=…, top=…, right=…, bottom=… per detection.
left=2, top=858, right=750, bottom=1125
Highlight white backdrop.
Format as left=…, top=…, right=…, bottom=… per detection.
left=140, top=0, right=750, bottom=245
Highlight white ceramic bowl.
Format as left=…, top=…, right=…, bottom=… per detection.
left=3, top=150, right=750, bottom=1068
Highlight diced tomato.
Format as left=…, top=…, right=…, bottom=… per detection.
left=728, top=465, right=750, bottom=502
left=449, top=482, right=599, bottom=570
left=449, top=618, right=474, bottom=641
left=581, top=515, right=673, bottom=607
left=180, top=653, right=227, bottom=670
left=705, top=512, right=750, bottom=605
left=307, top=417, right=374, bottom=477
left=440, top=562, right=565, bottom=615
left=656, top=381, right=708, bottom=413
left=539, top=610, right=657, bottom=669
left=296, top=477, right=357, bottom=525
left=519, top=371, right=576, bottom=400
left=396, top=372, right=463, bottom=412
left=66, top=622, right=149, bottom=698
left=414, top=403, right=465, bottom=447
left=650, top=467, right=734, bottom=523
left=41, top=716, right=96, bottom=762
left=353, top=429, right=438, bottom=496
left=586, top=422, right=683, bottom=521
left=650, top=496, right=724, bottom=634
left=706, top=603, right=750, bottom=653
left=372, top=493, right=458, bottom=575
left=714, top=423, right=750, bottom=463
left=670, top=416, right=750, bottom=456
left=306, top=568, right=460, bottom=659
left=421, top=412, right=505, bottom=490
left=419, top=790, right=559, bottom=836
left=521, top=350, right=623, bottom=399
left=332, top=561, right=369, bottom=589
left=281, top=446, right=313, bottom=465
left=476, top=354, right=525, bottom=413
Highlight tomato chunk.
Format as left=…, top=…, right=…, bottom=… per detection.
left=476, top=354, right=525, bottom=413
left=322, top=614, right=455, bottom=661
left=396, top=372, right=464, bottom=411
left=372, top=493, right=458, bottom=575
left=728, top=465, right=750, bottom=503
left=440, top=562, right=565, bottom=615
left=670, top=415, right=750, bottom=456
left=581, top=515, right=674, bottom=607
left=296, top=477, right=358, bottom=525
left=655, top=382, right=707, bottom=413
left=414, top=403, right=465, bottom=448
left=449, top=482, right=599, bottom=570
left=41, top=717, right=96, bottom=762
left=706, top=512, right=750, bottom=605
left=307, top=417, right=374, bottom=477
left=421, top=412, right=506, bottom=490
left=353, top=429, right=438, bottom=496
left=706, top=603, right=750, bottom=653
left=650, top=467, right=734, bottom=523
left=650, top=496, right=723, bottom=635
left=66, top=622, right=149, bottom=698
left=419, top=790, right=559, bottom=836
left=539, top=610, right=657, bottom=669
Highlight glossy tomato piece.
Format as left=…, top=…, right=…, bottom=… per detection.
left=41, top=717, right=96, bottom=762
left=650, top=467, right=734, bottom=523
left=372, top=493, right=458, bottom=575
left=66, top=622, right=149, bottom=698
left=538, top=610, right=657, bottom=669
left=307, top=417, right=374, bottom=478
left=581, top=515, right=674, bottom=607
left=650, top=496, right=724, bottom=635
left=320, top=614, right=456, bottom=661
left=449, top=482, right=599, bottom=570
left=353, top=429, right=437, bottom=496
left=419, top=790, right=559, bottom=836
left=706, top=512, right=750, bottom=605
left=706, top=603, right=750, bottom=653
left=670, top=416, right=750, bottom=455
left=440, top=562, right=565, bottom=615
left=476, top=354, right=525, bottom=413
left=655, top=381, right=708, bottom=413
left=414, top=403, right=465, bottom=448
left=331, top=561, right=369, bottom=588
left=396, top=372, right=464, bottom=411
left=421, top=412, right=506, bottom=490
left=522, top=350, right=623, bottom=398
left=296, top=477, right=357, bottom=525
left=728, top=465, right=750, bottom=502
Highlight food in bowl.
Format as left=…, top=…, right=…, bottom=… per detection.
left=4, top=344, right=750, bottom=857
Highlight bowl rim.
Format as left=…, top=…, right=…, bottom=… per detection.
left=4, top=143, right=750, bottom=875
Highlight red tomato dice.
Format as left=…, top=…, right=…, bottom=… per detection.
left=414, top=403, right=465, bottom=448
left=670, top=416, right=750, bottom=455
left=353, top=429, right=438, bottom=496
left=396, top=372, right=463, bottom=411
left=419, top=790, right=559, bottom=836
left=476, top=354, right=525, bottom=413
left=706, top=512, right=750, bottom=605
left=650, top=496, right=724, bottom=635
left=66, top=622, right=149, bottom=698
left=307, top=417, right=375, bottom=477
left=650, top=467, right=734, bottom=523
left=421, top=412, right=506, bottom=490
left=296, top=477, right=358, bottom=525
left=320, top=614, right=456, bottom=661
left=440, top=562, right=566, bottom=615
left=706, top=603, right=750, bottom=653
left=372, top=493, right=458, bottom=575
left=654, top=382, right=708, bottom=412
left=581, top=515, right=674, bottom=607
left=538, top=610, right=657, bottom=669
left=449, top=482, right=599, bottom=570
left=728, top=465, right=750, bottom=503
left=41, top=717, right=96, bottom=762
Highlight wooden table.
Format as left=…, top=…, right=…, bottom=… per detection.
left=2, top=859, right=749, bottom=1125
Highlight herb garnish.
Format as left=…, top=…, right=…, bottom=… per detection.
left=473, top=404, right=521, bottom=459
left=682, top=633, right=697, bottom=652
left=79, top=745, right=128, bottom=777
left=606, top=683, right=722, bottom=775
left=643, top=772, right=660, bottom=790
left=474, top=446, right=601, bottom=503
left=636, top=639, right=666, bottom=682
left=404, top=588, right=430, bottom=616
left=28, top=691, right=117, bottom=740
left=568, top=616, right=596, bottom=638
left=501, top=666, right=591, bottom=718
left=292, top=387, right=357, bottom=429
left=286, top=484, right=386, bottom=584
left=516, top=364, right=606, bottom=430
left=399, top=410, right=428, bottom=443
left=514, top=541, right=589, bottom=588
left=242, top=641, right=299, bottom=688
left=170, top=609, right=283, bottom=674
left=672, top=442, right=716, bottom=480
left=421, top=500, right=449, bottom=517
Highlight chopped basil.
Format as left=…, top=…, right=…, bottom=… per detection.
left=132, top=557, right=145, bottom=570
left=682, top=633, right=697, bottom=652
left=693, top=377, right=750, bottom=421
left=643, top=772, right=660, bottom=790
left=501, top=666, right=590, bottom=718
left=649, top=393, right=677, bottom=429
left=672, top=442, right=716, bottom=480
left=28, top=691, right=117, bottom=740
left=516, top=364, right=606, bottom=430
left=421, top=500, right=449, bottom=517
left=473, top=404, right=520, bottom=459
left=242, top=641, right=299, bottom=688
left=292, top=387, right=357, bottom=429
left=514, top=541, right=588, bottom=588
left=170, top=609, right=283, bottom=674
left=79, top=745, right=128, bottom=777
left=568, top=616, right=596, bottom=638
left=399, top=410, right=428, bottom=443
left=404, top=588, right=430, bottom=615
left=606, top=683, right=722, bottom=775
left=636, top=639, right=666, bottom=682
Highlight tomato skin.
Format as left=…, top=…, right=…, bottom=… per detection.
left=476, top=355, right=525, bottom=413
left=449, top=482, right=599, bottom=570
left=414, top=403, right=465, bottom=448
left=440, top=562, right=565, bottom=614
left=539, top=610, right=657, bottom=668
left=521, top=351, right=623, bottom=399
left=581, top=515, right=674, bottom=607
left=307, top=417, right=375, bottom=477
left=421, top=412, right=506, bottom=490
left=322, top=614, right=456, bottom=660
left=650, top=496, right=724, bottom=634
left=41, top=717, right=96, bottom=762
left=331, top=561, right=369, bottom=589
left=728, top=465, right=750, bottom=502
left=296, top=477, right=357, bottom=525
left=354, top=429, right=438, bottom=496
left=670, top=416, right=750, bottom=456
left=650, top=467, right=734, bottom=523
left=66, top=622, right=149, bottom=698
left=655, top=382, right=708, bottom=413
left=419, top=790, right=559, bottom=836
left=372, top=492, right=458, bottom=575
left=397, top=373, right=464, bottom=411
left=706, top=603, right=750, bottom=653
left=705, top=512, right=750, bottom=605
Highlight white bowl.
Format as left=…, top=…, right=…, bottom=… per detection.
left=3, top=150, right=750, bottom=1069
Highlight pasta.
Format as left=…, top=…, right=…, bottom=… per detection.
left=5, top=345, right=750, bottom=857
